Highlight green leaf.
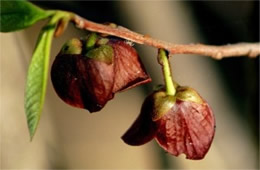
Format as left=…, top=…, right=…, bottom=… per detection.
left=0, top=0, right=54, bottom=32
left=25, top=11, right=72, bottom=140
left=25, top=22, right=55, bottom=140
left=24, top=11, right=71, bottom=140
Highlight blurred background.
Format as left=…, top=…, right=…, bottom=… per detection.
left=1, top=1, right=259, bottom=169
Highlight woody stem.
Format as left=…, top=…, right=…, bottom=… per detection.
left=72, top=15, right=260, bottom=60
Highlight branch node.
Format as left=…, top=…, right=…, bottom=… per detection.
left=248, top=49, right=259, bottom=58
left=214, top=52, right=223, bottom=60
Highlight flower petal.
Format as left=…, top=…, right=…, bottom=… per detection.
left=155, top=100, right=215, bottom=160
left=121, top=93, right=158, bottom=145
left=51, top=54, right=115, bottom=112
left=110, top=40, right=151, bottom=93
left=79, top=58, right=115, bottom=112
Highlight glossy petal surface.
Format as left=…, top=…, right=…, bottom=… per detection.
left=155, top=100, right=215, bottom=160
left=110, top=40, right=151, bottom=93
left=51, top=54, right=114, bottom=112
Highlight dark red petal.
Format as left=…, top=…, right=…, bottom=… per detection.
left=51, top=54, right=115, bottom=112
left=110, top=40, right=151, bottom=93
left=121, top=93, right=158, bottom=145
left=79, top=58, right=115, bottom=111
left=155, top=100, right=215, bottom=160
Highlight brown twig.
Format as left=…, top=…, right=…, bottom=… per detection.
left=72, top=15, right=260, bottom=60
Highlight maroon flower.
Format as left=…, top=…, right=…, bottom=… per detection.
left=122, top=86, right=215, bottom=160
left=51, top=34, right=151, bottom=112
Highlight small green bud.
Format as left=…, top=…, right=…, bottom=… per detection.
left=61, top=38, right=82, bottom=55
left=85, top=33, right=98, bottom=51
left=100, top=23, right=117, bottom=37
left=108, top=23, right=117, bottom=28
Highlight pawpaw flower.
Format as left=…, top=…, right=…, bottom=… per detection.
left=122, top=86, right=215, bottom=160
left=51, top=33, right=151, bottom=112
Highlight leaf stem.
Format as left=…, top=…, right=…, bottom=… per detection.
left=158, top=49, right=176, bottom=96
left=49, top=10, right=73, bottom=24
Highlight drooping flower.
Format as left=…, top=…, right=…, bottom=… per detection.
left=51, top=33, right=151, bottom=112
left=122, top=86, right=215, bottom=160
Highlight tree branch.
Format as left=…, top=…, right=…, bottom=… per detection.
left=72, top=15, right=260, bottom=60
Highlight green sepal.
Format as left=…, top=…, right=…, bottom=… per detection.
left=152, top=91, right=176, bottom=121
left=176, top=86, right=203, bottom=104
left=86, top=45, right=114, bottom=64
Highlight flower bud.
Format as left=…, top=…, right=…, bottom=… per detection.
left=51, top=34, right=151, bottom=112
left=122, top=86, right=215, bottom=160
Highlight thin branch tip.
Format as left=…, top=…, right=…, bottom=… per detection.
left=72, top=14, right=260, bottom=60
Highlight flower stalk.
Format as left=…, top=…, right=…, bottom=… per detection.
left=158, top=49, right=176, bottom=96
